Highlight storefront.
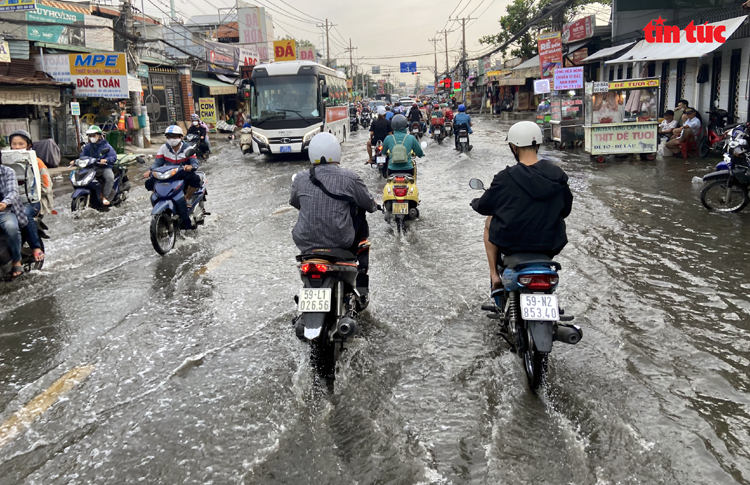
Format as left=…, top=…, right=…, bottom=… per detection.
left=549, top=67, right=586, bottom=147
left=0, top=77, right=68, bottom=146
left=191, top=75, right=238, bottom=128
left=141, top=66, right=184, bottom=135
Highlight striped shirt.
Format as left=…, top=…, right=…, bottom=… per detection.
left=0, top=165, right=28, bottom=228
left=152, top=142, right=199, bottom=170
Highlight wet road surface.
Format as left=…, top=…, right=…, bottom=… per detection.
left=1, top=119, right=749, bottom=484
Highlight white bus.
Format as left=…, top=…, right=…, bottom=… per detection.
left=242, top=61, right=349, bottom=155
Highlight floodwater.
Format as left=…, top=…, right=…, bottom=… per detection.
left=0, top=118, right=749, bottom=484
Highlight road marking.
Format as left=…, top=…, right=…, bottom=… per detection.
left=0, top=364, right=94, bottom=449
left=194, top=248, right=235, bottom=276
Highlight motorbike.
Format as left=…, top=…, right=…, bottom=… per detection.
left=360, top=111, right=372, bottom=129
left=455, top=124, right=472, bottom=153
left=409, top=121, right=423, bottom=140
left=185, top=133, right=210, bottom=161
left=148, top=152, right=209, bottom=255
left=699, top=108, right=738, bottom=158
left=70, top=148, right=140, bottom=212
left=293, top=242, right=372, bottom=391
left=382, top=142, right=426, bottom=233
left=369, top=140, right=388, bottom=179
left=700, top=123, right=750, bottom=212
left=470, top=178, right=581, bottom=390
left=432, top=119, right=446, bottom=145
left=349, top=109, right=359, bottom=132
left=444, top=119, right=454, bottom=137
left=240, top=127, right=253, bottom=155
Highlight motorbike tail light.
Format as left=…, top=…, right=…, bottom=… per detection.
left=394, top=176, right=405, bottom=182
left=393, top=187, right=408, bottom=197
left=518, top=274, right=558, bottom=289
left=300, top=262, right=329, bottom=279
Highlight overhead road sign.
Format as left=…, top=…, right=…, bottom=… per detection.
left=400, top=62, right=417, bottom=73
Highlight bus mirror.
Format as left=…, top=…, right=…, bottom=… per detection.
left=322, top=85, right=330, bottom=98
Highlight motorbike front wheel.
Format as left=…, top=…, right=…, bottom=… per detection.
left=150, top=212, right=177, bottom=255
left=71, top=194, right=89, bottom=213
left=700, top=180, right=749, bottom=212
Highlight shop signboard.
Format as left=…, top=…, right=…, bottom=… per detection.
left=346, top=79, right=353, bottom=89
left=0, top=86, right=61, bottom=106
left=590, top=123, right=657, bottom=155
left=534, top=78, right=551, bottom=94
left=69, top=53, right=128, bottom=99
left=569, top=48, right=588, bottom=66
left=237, top=5, right=273, bottom=62
left=538, top=31, right=562, bottom=79
left=372, top=66, right=380, bottom=74
left=608, top=79, right=659, bottom=90
left=34, top=54, right=71, bottom=82
left=238, top=44, right=259, bottom=66
left=199, top=97, right=217, bottom=123
left=483, top=57, right=492, bottom=73
left=137, top=64, right=149, bottom=78
left=27, top=5, right=85, bottom=46
left=84, top=16, right=114, bottom=52
left=553, top=67, right=583, bottom=90
left=206, top=39, right=237, bottom=73
left=273, top=39, right=296, bottom=62
left=0, top=41, right=10, bottom=63
left=593, top=81, right=609, bottom=93
left=297, top=44, right=315, bottom=62
left=562, top=15, right=595, bottom=43
left=0, top=0, right=36, bottom=12
left=70, top=102, right=80, bottom=116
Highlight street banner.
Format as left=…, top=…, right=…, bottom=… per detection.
left=0, top=41, right=10, bottom=63
left=538, top=31, right=562, bottom=79
left=238, top=44, right=259, bottom=66
left=346, top=79, right=353, bottom=89
left=400, top=62, right=417, bottom=73
left=237, top=5, right=273, bottom=62
left=68, top=53, right=128, bottom=99
left=372, top=66, right=380, bottom=74
left=205, top=39, right=237, bottom=73
left=553, top=67, right=583, bottom=90
left=273, top=39, right=296, bottom=62
left=27, top=5, right=85, bottom=46
left=483, top=57, right=492, bottom=73
left=562, top=15, right=595, bottom=43
left=199, top=98, right=216, bottom=123
left=0, top=0, right=35, bottom=11
left=590, top=123, right=657, bottom=155
left=297, top=44, right=315, bottom=61
left=534, top=78, right=551, bottom=94
left=84, top=16, right=114, bottom=51
left=569, top=48, right=588, bottom=66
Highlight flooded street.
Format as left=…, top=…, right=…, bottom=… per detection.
left=1, top=117, right=749, bottom=484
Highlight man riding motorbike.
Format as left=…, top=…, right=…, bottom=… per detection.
left=382, top=114, right=424, bottom=176
left=0, top=152, right=30, bottom=278
left=385, top=106, right=395, bottom=121
left=290, top=132, right=379, bottom=301
left=367, top=106, right=392, bottom=161
left=407, top=103, right=425, bottom=134
left=470, top=121, right=573, bottom=290
left=454, top=104, right=473, bottom=150
left=78, top=126, right=118, bottom=206
left=187, top=114, right=209, bottom=159
left=143, top=125, right=202, bottom=207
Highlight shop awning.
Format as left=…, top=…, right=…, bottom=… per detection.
left=566, top=40, right=588, bottom=54
left=512, top=55, right=540, bottom=79
left=606, top=16, right=747, bottom=64
left=34, top=42, right=102, bottom=54
left=581, top=42, right=635, bottom=63
left=496, top=75, right=527, bottom=86
left=215, top=74, right=238, bottom=85
left=0, top=85, right=62, bottom=106
left=192, top=77, right=237, bottom=95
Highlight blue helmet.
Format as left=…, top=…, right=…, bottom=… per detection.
left=458, top=104, right=466, bottom=112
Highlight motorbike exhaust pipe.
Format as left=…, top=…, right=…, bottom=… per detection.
left=337, top=316, right=358, bottom=338
left=555, top=324, right=583, bottom=345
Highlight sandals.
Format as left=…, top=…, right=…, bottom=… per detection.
left=32, top=248, right=45, bottom=262
left=102, top=198, right=111, bottom=207
left=11, top=265, right=24, bottom=278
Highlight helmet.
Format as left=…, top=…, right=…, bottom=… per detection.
left=412, top=103, right=418, bottom=108
left=391, top=114, right=408, bottom=131
left=458, top=104, right=466, bottom=112
left=507, top=121, right=542, bottom=148
left=8, top=129, right=32, bottom=146
left=308, top=132, right=341, bottom=165
left=86, top=126, right=104, bottom=136
left=164, top=125, right=183, bottom=136
left=386, top=106, right=391, bottom=111
left=377, top=106, right=386, bottom=116
left=191, top=113, right=200, bottom=121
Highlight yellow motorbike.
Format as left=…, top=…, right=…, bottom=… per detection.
left=382, top=142, right=426, bottom=233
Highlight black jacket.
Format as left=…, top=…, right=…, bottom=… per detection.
left=408, top=108, right=422, bottom=123
left=471, top=159, right=573, bottom=256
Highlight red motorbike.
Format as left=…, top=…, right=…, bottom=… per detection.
left=700, top=109, right=738, bottom=158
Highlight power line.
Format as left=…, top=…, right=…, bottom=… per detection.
left=276, top=0, right=324, bottom=23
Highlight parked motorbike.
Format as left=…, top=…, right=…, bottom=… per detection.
left=148, top=153, right=209, bottom=255
left=699, top=108, right=738, bottom=158
left=360, top=111, right=372, bottom=129
left=369, top=140, right=388, bottom=179
left=293, top=243, right=371, bottom=390
left=456, top=124, right=472, bottom=153
left=470, top=178, right=580, bottom=390
left=70, top=148, right=140, bottom=212
left=240, top=127, right=253, bottom=155
left=700, top=124, right=750, bottom=212
left=409, top=121, right=423, bottom=140
left=185, top=133, right=210, bottom=161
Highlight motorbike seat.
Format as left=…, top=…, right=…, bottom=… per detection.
left=503, top=253, right=561, bottom=270
left=296, top=248, right=356, bottom=263
left=196, top=171, right=207, bottom=185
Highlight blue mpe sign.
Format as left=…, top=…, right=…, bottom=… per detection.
left=400, top=62, right=417, bottom=73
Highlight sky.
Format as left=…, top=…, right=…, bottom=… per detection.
left=144, top=0, right=611, bottom=86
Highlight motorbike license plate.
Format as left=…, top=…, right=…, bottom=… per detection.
left=460, top=137, right=468, bottom=142
left=412, top=129, right=419, bottom=133
left=298, top=288, right=331, bottom=313
left=392, top=202, right=409, bottom=215
left=377, top=156, right=386, bottom=165
left=280, top=146, right=292, bottom=153
left=520, top=294, right=559, bottom=321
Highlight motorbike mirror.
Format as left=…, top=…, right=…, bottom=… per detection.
left=184, top=147, right=196, bottom=158
left=292, top=173, right=297, bottom=182
left=469, top=178, right=485, bottom=190
left=420, top=141, right=427, bottom=150
left=101, top=147, right=111, bottom=154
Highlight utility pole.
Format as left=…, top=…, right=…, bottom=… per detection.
left=316, top=20, right=337, bottom=67
left=443, top=30, right=449, bottom=77
left=121, top=0, right=144, bottom=147
left=429, top=37, right=438, bottom=90
left=451, top=17, right=475, bottom=105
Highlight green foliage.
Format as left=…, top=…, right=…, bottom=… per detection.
left=277, top=35, right=314, bottom=47
left=479, top=0, right=611, bottom=59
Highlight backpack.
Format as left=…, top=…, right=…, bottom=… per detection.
left=390, top=135, right=408, bottom=164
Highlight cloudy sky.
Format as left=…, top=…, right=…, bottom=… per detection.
left=146, top=0, right=610, bottom=85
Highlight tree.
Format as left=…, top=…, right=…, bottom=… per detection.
left=277, top=35, right=314, bottom=47
left=479, top=0, right=611, bottom=59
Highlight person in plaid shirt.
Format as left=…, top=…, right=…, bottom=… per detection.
left=0, top=154, right=29, bottom=278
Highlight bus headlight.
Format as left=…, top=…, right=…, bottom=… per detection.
left=253, top=132, right=269, bottom=146
left=303, top=127, right=321, bottom=144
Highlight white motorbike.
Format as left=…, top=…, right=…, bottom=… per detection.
left=240, top=127, right=253, bottom=155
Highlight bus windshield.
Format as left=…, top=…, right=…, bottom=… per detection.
left=251, top=75, right=320, bottom=123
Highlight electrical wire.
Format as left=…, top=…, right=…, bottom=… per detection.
left=276, top=0, right=324, bottom=23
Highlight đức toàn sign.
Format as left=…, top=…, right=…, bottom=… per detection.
left=69, top=53, right=128, bottom=99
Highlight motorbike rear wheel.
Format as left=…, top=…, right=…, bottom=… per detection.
left=698, top=137, right=710, bottom=158
left=150, top=212, right=177, bottom=255
left=700, top=180, right=749, bottom=212
left=523, top=326, right=548, bottom=391
left=71, top=194, right=89, bottom=213
left=311, top=322, right=339, bottom=392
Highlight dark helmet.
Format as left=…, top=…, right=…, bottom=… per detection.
left=8, top=129, right=32, bottom=147
left=412, top=103, right=418, bottom=108
left=391, top=114, right=408, bottom=131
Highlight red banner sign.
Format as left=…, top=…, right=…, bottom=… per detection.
left=562, top=15, right=595, bottom=44
left=538, top=31, right=562, bottom=80
left=326, top=106, right=347, bottom=123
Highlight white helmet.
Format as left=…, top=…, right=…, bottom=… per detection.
left=164, top=125, right=183, bottom=136
left=308, top=132, right=341, bottom=165
left=506, top=121, right=542, bottom=148
left=377, top=106, right=386, bottom=116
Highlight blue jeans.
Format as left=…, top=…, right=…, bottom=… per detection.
left=205, top=138, right=211, bottom=152
left=23, top=202, right=42, bottom=250
left=0, top=210, right=22, bottom=262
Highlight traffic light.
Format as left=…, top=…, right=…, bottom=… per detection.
left=411, top=72, right=421, bottom=75
left=453, top=81, right=462, bottom=91
left=442, top=78, right=451, bottom=89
